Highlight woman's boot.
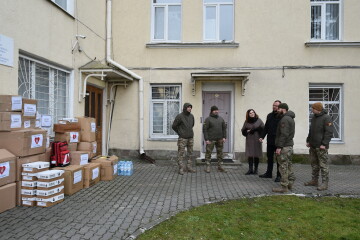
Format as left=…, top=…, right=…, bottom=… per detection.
left=245, top=158, right=254, bottom=175
left=253, top=158, right=259, bottom=175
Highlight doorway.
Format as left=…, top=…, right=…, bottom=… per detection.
left=202, top=91, right=231, bottom=153
left=84, top=85, right=103, bottom=155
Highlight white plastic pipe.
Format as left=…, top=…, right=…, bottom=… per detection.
left=106, top=0, right=145, bottom=155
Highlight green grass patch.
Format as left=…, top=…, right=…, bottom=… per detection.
left=138, top=196, right=360, bottom=240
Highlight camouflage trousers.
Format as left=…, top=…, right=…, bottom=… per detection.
left=177, top=138, right=194, bottom=168
left=205, top=140, right=224, bottom=166
left=276, top=146, right=296, bottom=188
left=309, top=147, right=329, bottom=182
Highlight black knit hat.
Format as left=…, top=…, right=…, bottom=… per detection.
left=210, top=106, right=218, bottom=112
left=278, top=103, right=289, bottom=110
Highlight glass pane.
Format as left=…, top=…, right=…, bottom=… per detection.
left=168, top=5, right=181, bottom=40
left=54, top=70, right=68, bottom=122
left=165, top=86, right=180, bottom=99
left=166, top=101, right=180, bottom=135
left=85, top=91, right=90, bottom=117
left=205, top=6, right=216, bottom=40
left=205, top=0, right=233, bottom=3
left=219, top=5, right=233, bottom=41
left=153, top=103, right=164, bottom=133
left=154, top=0, right=181, bottom=3
left=152, top=86, right=165, bottom=99
left=154, top=7, right=165, bottom=39
left=35, top=64, right=50, bottom=115
left=311, top=6, right=322, bottom=39
left=55, top=0, right=67, bottom=10
left=18, top=58, right=32, bottom=98
left=326, top=4, right=339, bottom=40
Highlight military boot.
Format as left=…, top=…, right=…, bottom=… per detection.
left=272, top=186, right=288, bottom=193
left=317, top=182, right=328, bottom=191
left=187, top=166, right=196, bottom=173
left=178, top=167, right=184, bottom=175
left=218, top=166, right=227, bottom=173
left=304, top=179, right=318, bottom=186
left=205, top=165, right=210, bottom=173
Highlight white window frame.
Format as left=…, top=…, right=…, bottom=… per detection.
left=149, top=84, right=182, bottom=139
left=50, top=0, right=75, bottom=16
left=151, top=0, right=182, bottom=42
left=203, top=0, right=234, bottom=42
left=310, top=0, right=342, bottom=41
left=308, top=84, right=343, bottom=142
left=18, top=55, right=72, bottom=135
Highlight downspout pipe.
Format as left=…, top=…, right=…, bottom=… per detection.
left=106, top=0, right=145, bottom=155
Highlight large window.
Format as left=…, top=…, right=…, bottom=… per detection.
left=151, top=0, right=182, bottom=42
left=50, top=0, right=75, bottom=16
left=309, top=84, right=342, bottom=141
left=203, top=0, right=234, bottom=42
left=311, top=0, right=341, bottom=41
left=150, top=85, right=181, bottom=138
left=18, top=56, right=70, bottom=130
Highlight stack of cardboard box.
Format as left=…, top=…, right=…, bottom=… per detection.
left=21, top=161, right=50, bottom=207
left=0, top=95, right=48, bottom=207
left=54, top=165, right=84, bottom=195
left=76, top=117, right=97, bottom=160
left=0, top=149, right=16, bottom=213
left=36, top=170, right=65, bottom=207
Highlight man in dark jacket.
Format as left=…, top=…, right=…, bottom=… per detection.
left=259, top=100, right=282, bottom=181
left=305, top=102, right=334, bottom=191
left=172, top=103, right=195, bottom=175
left=203, top=106, right=227, bottom=173
left=272, top=103, right=296, bottom=193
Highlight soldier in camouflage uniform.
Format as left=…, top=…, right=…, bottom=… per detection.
left=203, top=106, right=227, bottom=173
left=272, top=103, right=296, bottom=193
left=305, top=102, right=334, bottom=191
left=172, top=103, right=195, bottom=175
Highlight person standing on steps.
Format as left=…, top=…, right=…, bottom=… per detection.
left=305, top=102, right=334, bottom=191
left=272, top=103, right=296, bottom=193
left=172, top=103, right=196, bottom=175
left=259, top=100, right=282, bottom=182
left=241, top=109, right=264, bottom=175
left=203, top=106, right=227, bottom=173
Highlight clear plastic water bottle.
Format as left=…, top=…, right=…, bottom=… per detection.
left=125, top=161, right=130, bottom=176
left=120, top=161, right=125, bottom=176
left=117, top=161, right=122, bottom=175
left=129, top=161, right=133, bottom=175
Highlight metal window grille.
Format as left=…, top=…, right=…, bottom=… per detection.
left=309, top=85, right=342, bottom=141
left=18, top=56, right=70, bottom=134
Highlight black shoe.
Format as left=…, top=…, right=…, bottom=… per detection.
left=274, top=176, right=281, bottom=182
left=259, top=173, right=272, bottom=178
left=245, top=170, right=253, bottom=175
left=252, top=169, right=258, bottom=175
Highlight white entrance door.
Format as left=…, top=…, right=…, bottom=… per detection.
left=202, top=91, right=231, bottom=153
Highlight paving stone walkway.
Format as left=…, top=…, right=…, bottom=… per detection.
left=1, top=160, right=359, bottom=240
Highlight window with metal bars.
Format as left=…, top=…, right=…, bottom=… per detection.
left=309, top=84, right=342, bottom=141
left=18, top=56, right=70, bottom=134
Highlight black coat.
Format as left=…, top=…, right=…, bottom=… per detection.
left=260, top=111, right=280, bottom=146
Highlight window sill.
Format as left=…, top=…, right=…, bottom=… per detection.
left=330, top=140, right=344, bottom=144
left=148, top=138, right=178, bottom=142
left=146, top=42, right=239, bottom=49
left=305, top=41, right=360, bottom=47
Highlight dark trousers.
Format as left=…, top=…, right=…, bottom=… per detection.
left=266, top=144, right=280, bottom=177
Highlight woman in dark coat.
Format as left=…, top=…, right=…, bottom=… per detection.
left=241, top=109, right=264, bottom=175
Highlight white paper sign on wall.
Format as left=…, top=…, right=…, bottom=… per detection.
left=0, top=34, right=14, bottom=67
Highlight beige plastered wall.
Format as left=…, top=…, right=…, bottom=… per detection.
left=109, top=0, right=360, bottom=156
left=0, top=0, right=106, bottom=118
